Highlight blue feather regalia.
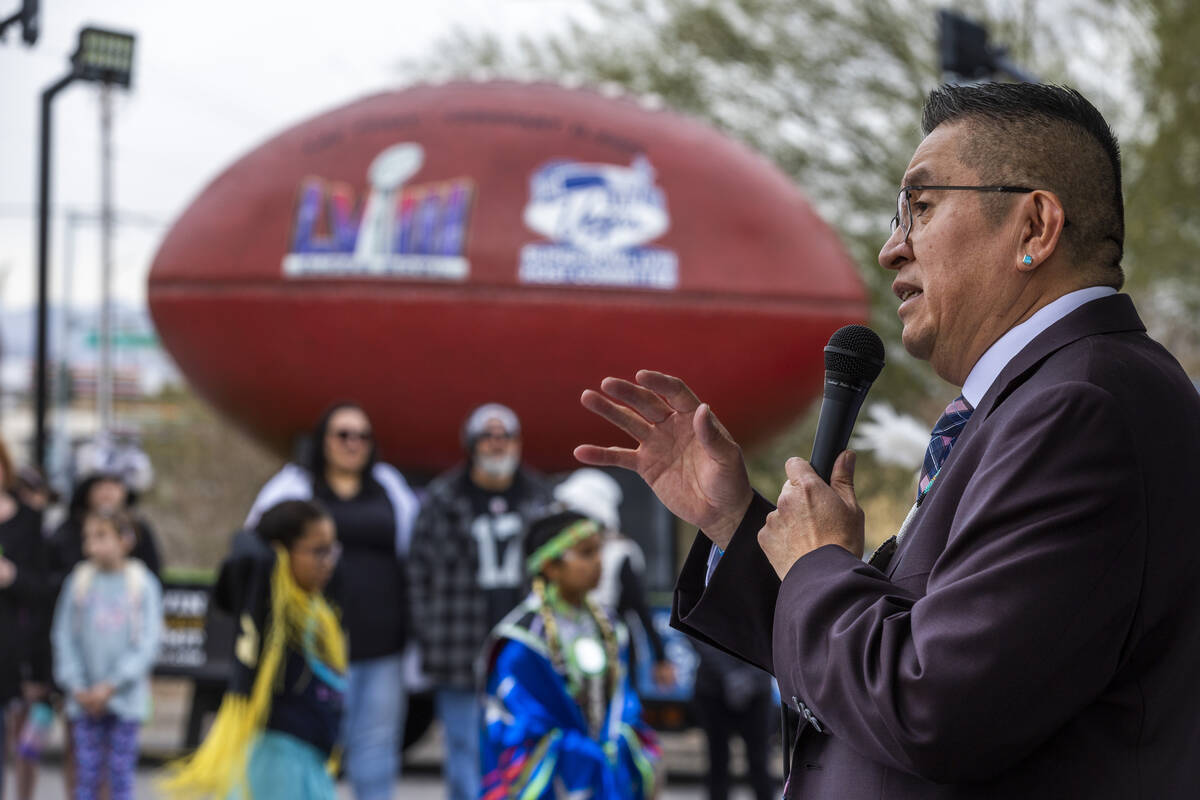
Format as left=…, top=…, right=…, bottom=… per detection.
left=480, top=591, right=661, bottom=800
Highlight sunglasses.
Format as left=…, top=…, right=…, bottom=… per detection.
left=330, top=429, right=373, bottom=443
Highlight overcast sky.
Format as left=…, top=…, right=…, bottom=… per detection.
left=0, top=0, right=582, bottom=313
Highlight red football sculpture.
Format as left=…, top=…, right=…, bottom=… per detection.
left=148, top=81, right=868, bottom=473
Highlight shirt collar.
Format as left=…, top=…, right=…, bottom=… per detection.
left=961, top=286, right=1118, bottom=407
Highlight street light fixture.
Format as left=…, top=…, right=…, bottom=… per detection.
left=73, top=26, right=136, bottom=87
left=0, top=0, right=39, bottom=46
left=937, top=9, right=1040, bottom=85
left=34, top=25, right=136, bottom=468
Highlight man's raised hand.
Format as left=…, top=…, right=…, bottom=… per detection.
left=574, top=370, right=752, bottom=549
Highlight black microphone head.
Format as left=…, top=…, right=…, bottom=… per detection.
left=824, top=324, right=885, bottom=384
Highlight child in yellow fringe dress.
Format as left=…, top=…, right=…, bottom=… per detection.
left=161, top=499, right=346, bottom=799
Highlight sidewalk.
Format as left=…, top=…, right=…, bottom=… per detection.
left=14, top=677, right=778, bottom=798
left=19, top=767, right=766, bottom=799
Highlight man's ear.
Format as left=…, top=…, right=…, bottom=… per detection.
left=1017, top=189, right=1068, bottom=272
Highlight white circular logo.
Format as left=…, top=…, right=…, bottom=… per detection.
left=573, top=637, right=607, bottom=676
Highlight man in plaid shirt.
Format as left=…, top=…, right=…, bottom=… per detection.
left=408, top=403, right=552, bottom=800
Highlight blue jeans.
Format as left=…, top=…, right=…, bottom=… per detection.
left=435, top=688, right=481, bottom=800
left=342, top=654, right=408, bottom=800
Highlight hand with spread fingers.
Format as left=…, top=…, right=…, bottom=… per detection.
left=757, top=452, right=865, bottom=580
left=574, top=370, right=753, bottom=550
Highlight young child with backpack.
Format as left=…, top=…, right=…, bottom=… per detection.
left=480, top=510, right=661, bottom=800
left=51, top=508, right=162, bottom=800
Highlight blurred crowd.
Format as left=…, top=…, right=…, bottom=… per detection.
left=0, top=433, right=163, bottom=800
left=0, top=401, right=777, bottom=800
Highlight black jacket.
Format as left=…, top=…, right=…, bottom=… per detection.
left=0, top=499, right=49, bottom=700
left=407, top=466, right=552, bottom=688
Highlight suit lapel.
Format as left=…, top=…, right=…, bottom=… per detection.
left=883, top=294, right=1143, bottom=580
left=974, top=293, right=1144, bottom=421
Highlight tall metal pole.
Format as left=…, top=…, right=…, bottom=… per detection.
left=98, top=84, right=114, bottom=435
left=36, top=73, right=76, bottom=469
left=50, top=210, right=82, bottom=480
left=0, top=263, right=9, bottom=430
left=36, top=27, right=136, bottom=469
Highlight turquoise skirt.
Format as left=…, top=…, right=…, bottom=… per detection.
left=229, top=730, right=336, bottom=800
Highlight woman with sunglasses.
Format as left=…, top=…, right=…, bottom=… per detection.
left=244, top=402, right=419, bottom=800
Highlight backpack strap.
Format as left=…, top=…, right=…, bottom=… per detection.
left=70, top=562, right=96, bottom=636
left=123, top=559, right=149, bottom=646
left=71, top=562, right=97, bottom=606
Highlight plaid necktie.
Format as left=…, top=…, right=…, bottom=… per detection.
left=918, top=395, right=974, bottom=499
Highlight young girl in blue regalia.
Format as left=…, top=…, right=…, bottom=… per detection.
left=480, top=510, right=661, bottom=800
left=161, top=500, right=346, bottom=800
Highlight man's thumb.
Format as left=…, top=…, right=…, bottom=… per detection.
left=695, top=404, right=732, bottom=456
left=831, top=450, right=858, bottom=504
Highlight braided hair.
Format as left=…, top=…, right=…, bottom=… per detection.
left=525, top=511, right=621, bottom=730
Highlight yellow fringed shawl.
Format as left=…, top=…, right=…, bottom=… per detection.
left=160, top=545, right=346, bottom=798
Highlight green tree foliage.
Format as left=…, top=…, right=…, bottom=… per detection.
left=1124, top=0, right=1200, bottom=373
left=405, top=1, right=1187, bottom=537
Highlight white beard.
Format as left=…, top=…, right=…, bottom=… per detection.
left=476, top=453, right=519, bottom=480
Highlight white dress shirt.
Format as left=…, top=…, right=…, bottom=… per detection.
left=961, top=286, right=1117, bottom=407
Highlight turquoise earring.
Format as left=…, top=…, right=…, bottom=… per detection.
left=1022, top=254, right=1033, bottom=265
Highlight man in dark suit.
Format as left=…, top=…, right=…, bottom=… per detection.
left=574, top=82, right=1200, bottom=798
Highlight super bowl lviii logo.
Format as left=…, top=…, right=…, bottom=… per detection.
left=283, top=143, right=474, bottom=281
left=519, top=156, right=678, bottom=290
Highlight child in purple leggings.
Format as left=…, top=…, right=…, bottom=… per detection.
left=51, top=509, right=162, bottom=800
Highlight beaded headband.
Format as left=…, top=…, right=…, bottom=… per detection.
left=525, top=519, right=600, bottom=577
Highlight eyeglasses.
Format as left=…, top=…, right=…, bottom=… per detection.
left=476, top=432, right=516, bottom=442
left=294, top=541, right=342, bottom=564
left=330, top=429, right=372, bottom=443
left=890, top=185, right=1034, bottom=239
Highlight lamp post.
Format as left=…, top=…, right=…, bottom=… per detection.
left=34, top=25, right=135, bottom=468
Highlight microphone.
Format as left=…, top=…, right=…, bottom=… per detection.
left=809, top=324, right=885, bottom=482
left=782, top=324, right=885, bottom=775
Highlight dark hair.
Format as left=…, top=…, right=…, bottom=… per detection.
left=524, top=509, right=592, bottom=575
left=68, top=472, right=138, bottom=520
left=255, top=499, right=330, bottom=550
left=84, top=508, right=137, bottom=539
left=306, top=402, right=377, bottom=482
left=921, top=83, right=1124, bottom=283
left=16, top=465, right=57, bottom=501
